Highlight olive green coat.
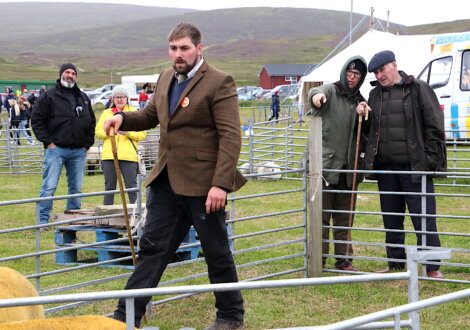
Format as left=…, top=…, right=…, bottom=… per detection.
left=307, top=55, right=367, bottom=186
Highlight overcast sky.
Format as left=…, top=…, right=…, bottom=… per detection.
left=2, top=0, right=469, bottom=26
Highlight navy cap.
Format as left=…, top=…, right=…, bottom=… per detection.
left=368, top=50, right=396, bottom=73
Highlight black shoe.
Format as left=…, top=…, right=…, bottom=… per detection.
left=108, top=314, right=122, bottom=322
left=109, top=312, right=141, bottom=328
left=204, top=318, right=244, bottom=330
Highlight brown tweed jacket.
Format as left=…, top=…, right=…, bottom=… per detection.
left=120, top=61, right=247, bottom=196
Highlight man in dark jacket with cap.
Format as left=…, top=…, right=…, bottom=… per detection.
left=32, top=63, right=96, bottom=226
left=307, top=56, right=368, bottom=272
left=357, top=50, right=446, bottom=279
left=269, top=90, right=280, bottom=122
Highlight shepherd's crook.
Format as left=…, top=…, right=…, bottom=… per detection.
left=109, top=127, right=138, bottom=266
left=345, top=110, right=367, bottom=258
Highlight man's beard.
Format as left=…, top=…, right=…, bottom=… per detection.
left=60, top=77, right=76, bottom=89
left=173, top=58, right=196, bottom=75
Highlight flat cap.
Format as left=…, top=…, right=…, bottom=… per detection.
left=368, top=50, right=396, bottom=73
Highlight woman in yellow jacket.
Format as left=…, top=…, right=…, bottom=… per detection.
left=95, top=85, right=147, bottom=205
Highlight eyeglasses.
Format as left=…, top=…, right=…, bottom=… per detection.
left=346, top=70, right=362, bottom=78
left=113, top=96, right=127, bottom=100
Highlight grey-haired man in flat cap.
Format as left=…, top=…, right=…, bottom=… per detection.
left=357, top=50, right=447, bottom=279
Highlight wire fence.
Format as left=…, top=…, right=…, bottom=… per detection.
left=0, top=166, right=308, bottom=317
left=0, top=115, right=468, bottom=328
left=0, top=248, right=466, bottom=329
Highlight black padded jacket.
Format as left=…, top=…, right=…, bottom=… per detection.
left=31, top=80, right=95, bottom=149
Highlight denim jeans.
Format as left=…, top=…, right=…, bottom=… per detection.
left=18, top=120, right=33, bottom=144
left=38, top=147, right=87, bottom=224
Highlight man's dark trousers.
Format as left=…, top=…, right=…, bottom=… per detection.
left=377, top=172, right=441, bottom=272
left=322, top=173, right=353, bottom=268
left=114, top=169, right=244, bottom=325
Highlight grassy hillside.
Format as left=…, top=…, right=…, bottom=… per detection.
left=0, top=2, right=195, bottom=42
left=0, top=4, right=469, bottom=88
left=406, top=19, right=470, bottom=34
left=2, top=7, right=373, bottom=56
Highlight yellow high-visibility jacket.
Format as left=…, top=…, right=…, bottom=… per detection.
left=95, top=105, right=147, bottom=162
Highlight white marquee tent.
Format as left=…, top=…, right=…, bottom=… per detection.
left=300, top=29, right=433, bottom=103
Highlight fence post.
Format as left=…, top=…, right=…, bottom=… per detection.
left=6, top=122, right=13, bottom=175
left=451, top=138, right=457, bottom=186
left=125, top=297, right=135, bottom=329
left=302, top=158, right=309, bottom=278
left=307, top=116, right=323, bottom=277
left=284, top=125, right=289, bottom=173
left=248, top=119, right=254, bottom=175
left=35, top=202, right=41, bottom=291
left=407, top=246, right=420, bottom=330
left=421, top=174, right=428, bottom=277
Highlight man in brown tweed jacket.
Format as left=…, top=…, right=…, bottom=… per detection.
left=105, top=22, right=246, bottom=330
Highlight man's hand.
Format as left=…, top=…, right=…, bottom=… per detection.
left=47, top=142, right=56, bottom=149
left=312, top=93, right=327, bottom=108
left=356, top=101, right=371, bottom=118
left=205, top=186, right=227, bottom=214
left=103, top=114, right=123, bottom=136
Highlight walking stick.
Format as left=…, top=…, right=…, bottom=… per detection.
left=345, top=110, right=368, bottom=258
left=110, top=127, right=149, bottom=325
left=109, top=127, right=138, bottom=266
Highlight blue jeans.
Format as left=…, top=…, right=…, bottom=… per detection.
left=38, top=147, right=87, bottom=224
left=18, top=120, right=33, bottom=144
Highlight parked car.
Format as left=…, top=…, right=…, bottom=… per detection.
left=84, top=91, right=102, bottom=100
left=84, top=84, right=116, bottom=98
left=263, top=84, right=300, bottom=99
left=20, top=90, right=38, bottom=100
left=237, top=86, right=263, bottom=101
left=256, top=89, right=272, bottom=99
left=237, top=86, right=258, bottom=94
left=91, top=90, right=113, bottom=106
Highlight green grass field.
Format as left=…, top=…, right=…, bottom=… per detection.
left=0, top=121, right=469, bottom=329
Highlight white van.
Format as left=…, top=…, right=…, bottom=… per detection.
left=418, top=32, right=470, bottom=139
left=121, top=74, right=159, bottom=107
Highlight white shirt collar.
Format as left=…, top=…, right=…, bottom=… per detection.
left=187, top=57, right=204, bottom=79
left=174, top=57, right=204, bottom=82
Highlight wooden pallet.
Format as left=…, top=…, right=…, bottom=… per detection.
left=55, top=225, right=200, bottom=268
